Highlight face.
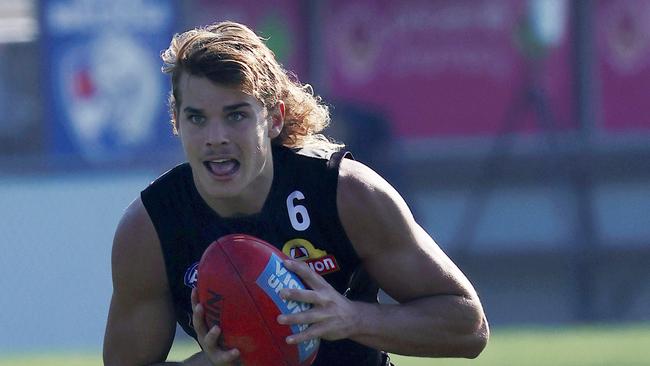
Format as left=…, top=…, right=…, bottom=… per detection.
left=175, top=73, right=283, bottom=215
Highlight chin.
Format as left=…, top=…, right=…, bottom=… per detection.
left=200, top=177, right=244, bottom=199
left=192, top=167, right=244, bottom=199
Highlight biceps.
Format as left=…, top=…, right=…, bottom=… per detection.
left=365, top=225, right=475, bottom=303
left=103, top=291, right=176, bottom=366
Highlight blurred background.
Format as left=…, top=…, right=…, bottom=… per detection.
left=1, top=0, right=649, bottom=362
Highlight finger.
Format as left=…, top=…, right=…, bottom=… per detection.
left=286, top=323, right=325, bottom=345
left=203, top=325, right=222, bottom=348
left=191, top=287, right=198, bottom=308
left=283, top=259, right=328, bottom=290
left=214, top=348, right=240, bottom=364
left=192, top=303, right=208, bottom=338
left=279, top=288, right=321, bottom=305
left=203, top=326, right=241, bottom=364
left=278, top=308, right=323, bottom=326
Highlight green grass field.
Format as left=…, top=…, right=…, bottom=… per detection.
left=2, top=324, right=648, bottom=366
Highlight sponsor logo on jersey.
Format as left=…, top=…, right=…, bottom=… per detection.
left=282, top=238, right=340, bottom=275
left=184, top=262, right=199, bottom=288
left=256, top=253, right=319, bottom=362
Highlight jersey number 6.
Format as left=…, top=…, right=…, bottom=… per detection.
left=286, top=190, right=311, bottom=231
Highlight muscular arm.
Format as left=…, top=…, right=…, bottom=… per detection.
left=103, top=198, right=206, bottom=366
left=337, top=159, right=489, bottom=358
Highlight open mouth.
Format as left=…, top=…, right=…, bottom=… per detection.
left=203, top=158, right=240, bottom=178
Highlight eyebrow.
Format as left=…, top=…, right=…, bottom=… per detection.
left=183, top=106, right=203, bottom=115
left=223, top=102, right=251, bottom=112
left=182, top=102, right=251, bottom=115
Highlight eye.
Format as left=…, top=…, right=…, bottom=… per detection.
left=228, top=111, right=247, bottom=122
left=187, top=114, right=206, bottom=125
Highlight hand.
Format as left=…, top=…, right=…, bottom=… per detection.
left=191, top=288, right=240, bottom=365
left=276, top=259, right=361, bottom=345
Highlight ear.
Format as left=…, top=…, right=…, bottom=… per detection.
left=267, top=101, right=285, bottom=139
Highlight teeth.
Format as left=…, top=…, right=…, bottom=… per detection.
left=210, top=159, right=231, bottom=163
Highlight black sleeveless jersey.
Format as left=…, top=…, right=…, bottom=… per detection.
left=141, top=145, right=383, bottom=366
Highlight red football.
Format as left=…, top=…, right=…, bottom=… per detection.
left=197, top=234, right=320, bottom=366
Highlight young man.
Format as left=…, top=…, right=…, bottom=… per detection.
left=103, top=21, right=489, bottom=366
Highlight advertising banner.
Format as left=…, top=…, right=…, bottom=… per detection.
left=0, top=43, right=42, bottom=156
left=41, top=0, right=178, bottom=162
left=323, top=0, right=575, bottom=139
left=595, top=0, right=650, bottom=135
left=182, top=0, right=308, bottom=78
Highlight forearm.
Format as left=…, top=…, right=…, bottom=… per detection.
left=349, top=295, right=489, bottom=358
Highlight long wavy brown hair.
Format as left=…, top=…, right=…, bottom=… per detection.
left=161, top=21, right=342, bottom=152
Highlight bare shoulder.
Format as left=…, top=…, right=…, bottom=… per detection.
left=111, top=197, right=168, bottom=297
left=336, top=158, right=415, bottom=259
left=337, top=158, right=477, bottom=302
left=104, top=197, right=176, bottom=365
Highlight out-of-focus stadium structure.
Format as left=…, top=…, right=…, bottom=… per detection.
left=0, top=0, right=648, bottom=354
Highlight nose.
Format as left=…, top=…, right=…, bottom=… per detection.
left=205, top=120, right=229, bottom=146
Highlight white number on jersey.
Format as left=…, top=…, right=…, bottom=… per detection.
left=286, top=190, right=311, bottom=231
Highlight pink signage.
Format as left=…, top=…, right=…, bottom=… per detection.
left=189, top=0, right=307, bottom=77
left=596, top=0, right=650, bottom=134
left=323, top=0, right=575, bottom=138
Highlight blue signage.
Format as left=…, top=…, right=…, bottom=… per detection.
left=40, top=0, right=179, bottom=162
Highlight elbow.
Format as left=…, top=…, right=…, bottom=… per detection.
left=462, top=314, right=490, bottom=359
left=463, top=330, right=489, bottom=359
left=428, top=304, right=489, bottom=359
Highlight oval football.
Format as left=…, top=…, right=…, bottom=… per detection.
left=197, top=234, right=320, bottom=366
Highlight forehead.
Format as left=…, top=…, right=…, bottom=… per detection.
left=177, top=73, right=262, bottom=110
